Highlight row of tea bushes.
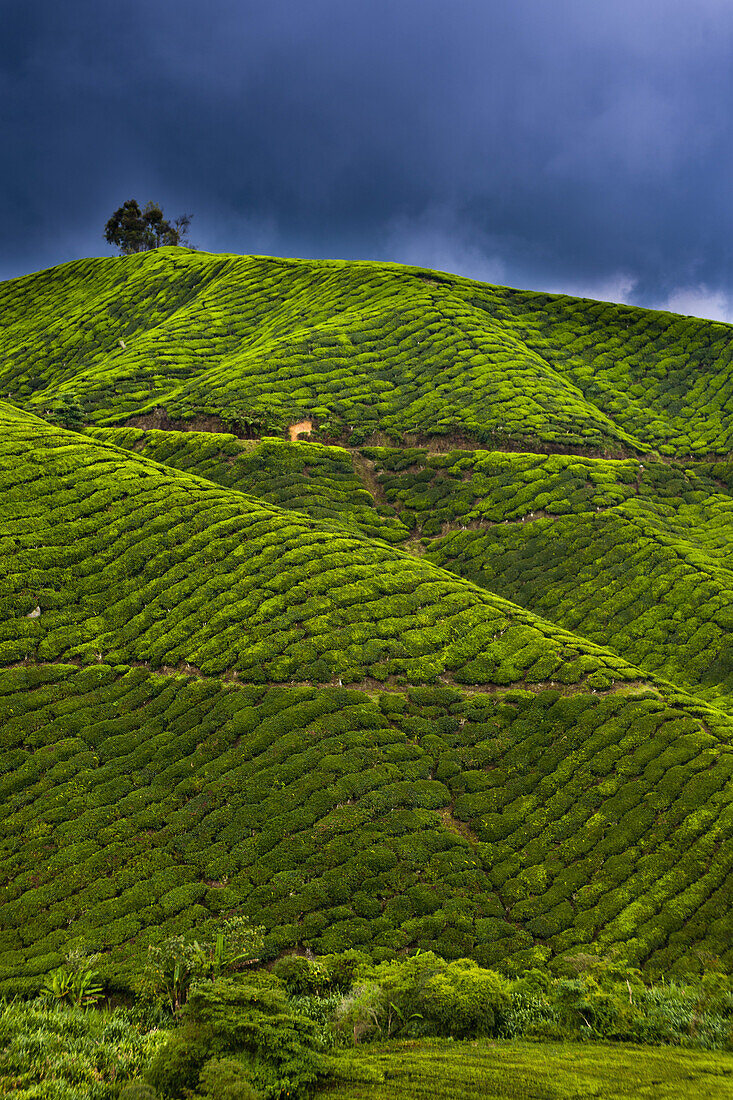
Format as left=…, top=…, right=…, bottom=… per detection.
left=367, top=447, right=733, bottom=706
left=367, top=447, right=723, bottom=533
left=495, top=286, right=733, bottom=456
left=84, top=428, right=409, bottom=544
left=0, top=407, right=640, bottom=689
left=76, top=431, right=733, bottom=706
left=2, top=249, right=732, bottom=454
left=1, top=657, right=732, bottom=992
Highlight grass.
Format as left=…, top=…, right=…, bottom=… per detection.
left=0, top=1000, right=168, bottom=1098
left=319, top=1039, right=733, bottom=1099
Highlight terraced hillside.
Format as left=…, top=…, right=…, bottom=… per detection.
left=2, top=253, right=733, bottom=996
left=88, top=428, right=733, bottom=710
left=2, top=248, right=733, bottom=455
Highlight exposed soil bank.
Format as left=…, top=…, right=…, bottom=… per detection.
left=120, top=407, right=260, bottom=439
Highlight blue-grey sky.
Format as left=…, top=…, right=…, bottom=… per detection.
left=3, top=0, right=733, bottom=317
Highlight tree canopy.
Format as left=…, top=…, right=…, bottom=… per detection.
left=104, top=200, right=192, bottom=255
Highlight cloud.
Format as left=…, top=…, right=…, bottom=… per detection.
left=541, top=272, right=638, bottom=306
left=380, top=210, right=506, bottom=285
left=662, top=285, right=733, bottom=323
left=3, top=0, right=733, bottom=306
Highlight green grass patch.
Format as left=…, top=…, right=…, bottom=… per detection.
left=319, top=1039, right=733, bottom=1099
left=0, top=1000, right=168, bottom=1098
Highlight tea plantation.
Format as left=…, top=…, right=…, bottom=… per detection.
left=2, top=251, right=733, bottom=1009
left=3, top=247, right=733, bottom=454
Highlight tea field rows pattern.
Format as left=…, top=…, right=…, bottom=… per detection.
left=2, top=249, right=733, bottom=454
left=2, top=402, right=733, bottom=991
left=2, top=253, right=733, bottom=994
left=89, top=427, right=733, bottom=709
left=1, top=408, right=643, bottom=690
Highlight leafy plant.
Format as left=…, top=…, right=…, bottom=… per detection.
left=197, top=1056, right=260, bottom=1099
left=0, top=1000, right=168, bottom=1096
left=41, top=946, right=103, bottom=1008
left=146, top=974, right=343, bottom=1099
left=136, top=918, right=264, bottom=1012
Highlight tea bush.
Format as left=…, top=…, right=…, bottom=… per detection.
left=0, top=407, right=638, bottom=690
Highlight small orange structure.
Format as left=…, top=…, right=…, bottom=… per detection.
left=288, top=419, right=313, bottom=441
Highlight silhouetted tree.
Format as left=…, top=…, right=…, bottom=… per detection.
left=104, top=200, right=193, bottom=255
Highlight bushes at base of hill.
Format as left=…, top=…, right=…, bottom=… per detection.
left=0, top=1001, right=168, bottom=1098
left=4, top=952, right=733, bottom=1098
left=280, top=950, right=733, bottom=1052
left=126, top=954, right=733, bottom=1097
left=145, top=972, right=373, bottom=1100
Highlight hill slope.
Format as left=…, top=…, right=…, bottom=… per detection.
left=86, top=427, right=733, bottom=710
left=2, top=254, right=733, bottom=993
left=2, top=249, right=733, bottom=455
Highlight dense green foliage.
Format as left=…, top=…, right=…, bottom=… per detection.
left=0, top=1001, right=167, bottom=1098
left=146, top=973, right=350, bottom=1099
left=2, top=248, right=733, bottom=454
left=290, top=950, right=733, bottom=1049
left=5, top=406, right=638, bottom=688
left=84, top=429, right=409, bottom=545
left=3, top=252, right=733, bottom=1005
left=5, top=956, right=733, bottom=1097
left=2, top=402, right=733, bottom=988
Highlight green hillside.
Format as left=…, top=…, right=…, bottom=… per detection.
left=2, top=248, right=733, bottom=455
left=86, top=427, right=733, bottom=709
left=2, top=252, right=733, bottom=996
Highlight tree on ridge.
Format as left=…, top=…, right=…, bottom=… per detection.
left=104, top=199, right=193, bottom=255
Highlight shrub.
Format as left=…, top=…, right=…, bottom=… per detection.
left=147, top=1031, right=209, bottom=1097
left=333, top=981, right=387, bottom=1043
left=272, top=955, right=326, bottom=996
left=273, top=949, right=369, bottom=996
left=41, top=944, right=104, bottom=1007
left=418, top=960, right=510, bottom=1037
left=147, top=974, right=340, bottom=1099
left=198, top=1056, right=260, bottom=1099
left=333, top=953, right=511, bottom=1041
left=119, top=1084, right=159, bottom=1100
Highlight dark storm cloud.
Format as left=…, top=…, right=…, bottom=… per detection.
left=3, top=0, right=733, bottom=316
